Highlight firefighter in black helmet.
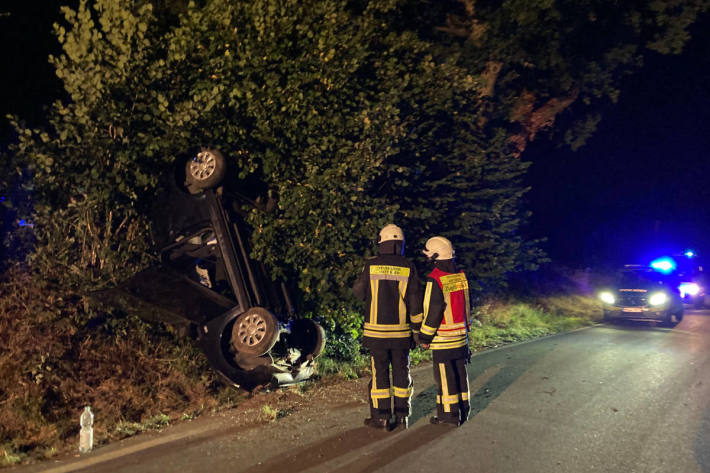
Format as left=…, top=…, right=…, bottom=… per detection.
left=353, top=224, right=423, bottom=431
left=419, top=236, right=471, bottom=427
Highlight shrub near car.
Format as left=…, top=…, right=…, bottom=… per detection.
left=599, top=266, right=684, bottom=326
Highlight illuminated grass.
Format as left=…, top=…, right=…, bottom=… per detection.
left=316, top=294, right=602, bottom=378
left=469, top=295, right=602, bottom=351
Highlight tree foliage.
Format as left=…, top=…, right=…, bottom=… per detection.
left=8, top=0, right=707, bottom=314
left=425, top=0, right=708, bottom=152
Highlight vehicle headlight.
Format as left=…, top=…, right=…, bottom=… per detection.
left=649, top=292, right=668, bottom=306
left=599, top=291, right=615, bottom=305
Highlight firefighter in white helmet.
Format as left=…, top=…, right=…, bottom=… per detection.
left=352, top=224, right=423, bottom=431
left=419, top=236, right=471, bottom=426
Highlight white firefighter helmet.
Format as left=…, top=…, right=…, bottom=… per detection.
left=423, top=236, right=454, bottom=260
left=379, top=224, right=404, bottom=243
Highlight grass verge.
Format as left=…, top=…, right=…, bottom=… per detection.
left=315, top=293, right=603, bottom=377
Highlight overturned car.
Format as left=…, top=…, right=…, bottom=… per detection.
left=102, top=149, right=325, bottom=391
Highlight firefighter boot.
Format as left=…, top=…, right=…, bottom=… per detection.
left=392, top=416, right=408, bottom=432
left=429, top=416, right=459, bottom=427
left=363, top=418, right=389, bottom=430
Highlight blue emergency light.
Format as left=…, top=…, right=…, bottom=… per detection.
left=650, top=257, right=676, bottom=274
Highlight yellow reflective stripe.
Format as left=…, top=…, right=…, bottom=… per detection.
left=437, top=322, right=466, bottom=330
left=423, top=281, right=433, bottom=320
left=371, top=389, right=391, bottom=399
left=393, top=386, right=412, bottom=398
left=420, top=324, right=437, bottom=336
left=439, top=363, right=452, bottom=413
left=363, top=322, right=411, bottom=339
left=370, top=358, right=391, bottom=408
left=460, top=392, right=469, bottom=401
left=430, top=338, right=468, bottom=350
left=410, top=313, right=423, bottom=324
left=442, top=394, right=459, bottom=404
left=398, top=279, right=407, bottom=326
left=436, top=327, right=467, bottom=336
left=364, top=322, right=411, bottom=331
left=436, top=394, right=441, bottom=404
left=443, top=290, right=453, bottom=325
left=370, top=279, right=379, bottom=325
left=370, top=265, right=410, bottom=281
left=431, top=335, right=467, bottom=344
left=464, top=285, right=471, bottom=322
left=364, top=330, right=411, bottom=339
left=371, top=357, right=379, bottom=408
left=432, top=334, right=467, bottom=342
left=440, top=273, right=468, bottom=293
left=431, top=342, right=467, bottom=350
left=370, top=265, right=411, bottom=277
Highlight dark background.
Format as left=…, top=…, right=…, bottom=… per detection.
left=2, top=2, right=709, bottom=270
left=523, top=11, right=710, bottom=269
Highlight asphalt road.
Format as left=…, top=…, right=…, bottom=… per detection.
left=20, top=309, right=710, bottom=473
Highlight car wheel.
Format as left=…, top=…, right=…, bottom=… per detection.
left=603, top=310, right=613, bottom=323
left=664, top=311, right=678, bottom=327
left=185, top=149, right=227, bottom=190
left=231, top=307, right=279, bottom=356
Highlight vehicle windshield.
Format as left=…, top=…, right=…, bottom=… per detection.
left=615, top=270, right=669, bottom=288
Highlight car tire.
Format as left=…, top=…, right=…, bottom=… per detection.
left=231, top=307, right=279, bottom=356
left=185, top=149, right=227, bottom=190
left=664, top=312, right=674, bottom=326
left=664, top=310, right=681, bottom=327
left=602, top=310, right=613, bottom=323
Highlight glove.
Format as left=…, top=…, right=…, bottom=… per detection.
left=412, top=332, right=421, bottom=347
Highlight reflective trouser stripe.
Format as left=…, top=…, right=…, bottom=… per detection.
left=438, top=363, right=456, bottom=413
left=433, top=356, right=470, bottom=423
left=393, top=386, right=412, bottom=398
left=369, top=349, right=411, bottom=418
left=370, top=357, right=390, bottom=408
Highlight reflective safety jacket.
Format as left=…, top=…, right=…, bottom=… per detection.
left=420, top=267, right=471, bottom=356
left=353, top=252, right=423, bottom=350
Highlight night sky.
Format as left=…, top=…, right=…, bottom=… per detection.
left=2, top=3, right=709, bottom=270
left=523, top=11, right=710, bottom=269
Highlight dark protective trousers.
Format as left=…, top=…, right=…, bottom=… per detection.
left=368, top=348, right=412, bottom=420
left=432, top=356, right=470, bottom=424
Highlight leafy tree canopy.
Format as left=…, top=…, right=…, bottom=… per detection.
left=421, top=0, right=708, bottom=151
left=7, top=0, right=706, bottom=317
